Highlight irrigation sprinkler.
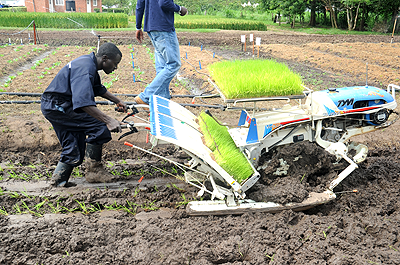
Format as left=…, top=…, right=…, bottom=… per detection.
left=186, top=52, right=188, bottom=59
left=241, top=35, right=246, bottom=51
left=250, top=34, right=254, bottom=55
left=133, top=73, right=136, bottom=83
left=256, top=37, right=261, bottom=58
left=97, top=35, right=101, bottom=52
left=132, top=61, right=134, bottom=69
left=199, top=61, right=202, bottom=69
left=201, top=45, right=203, bottom=51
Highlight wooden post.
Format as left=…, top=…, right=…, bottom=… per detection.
left=33, top=21, right=37, bottom=45
left=391, top=17, right=398, bottom=43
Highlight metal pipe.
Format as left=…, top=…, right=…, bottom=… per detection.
left=0, top=92, right=220, bottom=99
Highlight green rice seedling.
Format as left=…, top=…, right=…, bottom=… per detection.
left=111, top=169, right=120, bottom=176
left=35, top=199, right=48, bottom=212
left=13, top=204, right=22, bottom=214
left=209, top=59, right=304, bottom=99
left=72, top=167, right=82, bottom=178
left=0, top=207, right=8, bottom=215
left=48, top=201, right=62, bottom=214
left=176, top=193, right=191, bottom=208
left=124, top=200, right=137, bottom=215
left=266, top=254, right=275, bottom=261
left=133, top=187, right=140, bottom=197
left=21, top=201, right=42, bottom=217
left=141, top=200, right=159, bottom=211
left=198, top=111, right=254, bottom=183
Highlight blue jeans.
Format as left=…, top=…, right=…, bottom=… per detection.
left=138, top=31, right=181, bottom=104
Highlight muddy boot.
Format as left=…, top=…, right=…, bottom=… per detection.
left=85, top=143, right=117, bottom=183
left=50, top=162, right=75, bottom=187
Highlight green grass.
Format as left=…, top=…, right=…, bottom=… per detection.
left=198, top=111, right=254, bottom=183
left=174, top=15, right=267, bottom=31
left=209, top=59, right=304, bottom=99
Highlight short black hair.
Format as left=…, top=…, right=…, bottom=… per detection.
left=96, top=42, right=122, bottom=60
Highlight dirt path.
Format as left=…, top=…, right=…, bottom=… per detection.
left=0, top=29, right=400, bottom=264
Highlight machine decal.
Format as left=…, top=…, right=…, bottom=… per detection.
left=337, top=98, right=354, bottom=107
left=368, top=91, right=385, bottom=97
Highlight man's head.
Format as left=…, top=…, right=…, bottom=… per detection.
left=96, top=42, right=122, bottom=74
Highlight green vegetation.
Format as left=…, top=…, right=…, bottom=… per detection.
left=198, top=111, right=254, bottom=183
left=174, top=15, right=267, bottom=31
left=0, top=12, right=128, bottom=29
left=209, top=59, right=303, bottom=99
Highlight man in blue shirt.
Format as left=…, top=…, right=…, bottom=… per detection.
left=41, top=42, right=127, bottom=187
left=135, top=0, right=187, bottom=105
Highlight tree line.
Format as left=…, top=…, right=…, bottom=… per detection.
left=101, top=0, right=400, bottom=32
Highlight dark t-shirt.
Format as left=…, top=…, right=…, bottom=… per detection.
left=136, top=0, right=180, bottom=32
left=43, top=52, right=107, bottom=111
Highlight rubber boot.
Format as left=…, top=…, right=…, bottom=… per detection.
left=85, top=143, right=117, bottom=183
left=50, top=162, right=75, bottom=187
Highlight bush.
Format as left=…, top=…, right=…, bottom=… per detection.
left=0, top=12, right=128, bottom=28
left=0, top=7, right=27, bottom=12
left=225, top=9, right=235, bottom=18
left=103, top=8, right=128, bottom=14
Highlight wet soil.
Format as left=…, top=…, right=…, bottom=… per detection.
left=0, top=28, right=400, bottom=264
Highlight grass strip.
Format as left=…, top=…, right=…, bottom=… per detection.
left=209, top=59, right=304, bottom=99
left=198, top=111, right=253, bottom=183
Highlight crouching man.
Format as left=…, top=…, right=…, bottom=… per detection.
left=41, top=42, right=127, bottom=187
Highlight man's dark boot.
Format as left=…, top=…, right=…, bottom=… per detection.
left=85, top=143, right=117, bottom=183
left=50, top=162, right=74, bottom=187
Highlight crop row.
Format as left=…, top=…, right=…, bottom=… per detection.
left=174, top=15, right=267, bottom=31
left=0, top=43, right=50, bottom=78
left=0, top=12, right=128, bottom=29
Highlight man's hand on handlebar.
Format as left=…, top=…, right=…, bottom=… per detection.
left=115, top=101, right=127, bottom=113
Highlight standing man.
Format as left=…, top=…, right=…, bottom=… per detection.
left=41, top=42, right=127, bottom=187
left=135, top=0, right=188, bottom=105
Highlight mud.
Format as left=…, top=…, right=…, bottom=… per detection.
left=0, top=29, right=400, bottom=264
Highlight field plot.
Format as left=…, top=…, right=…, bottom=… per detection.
left=261, top=42, right=400, bottom=88
left=0, top=30, right=400, bottom=264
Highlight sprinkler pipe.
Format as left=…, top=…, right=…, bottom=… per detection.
left=133, top=73, right=135, bottom=82
left=0, top=100, right=227, bottom=110
left=250, top=34, right=254, bottom=55
left=0, top=92, right=219, bottom=99
left=199, top=61, right=202, bottom=69
left=132, top=61, right=134, bottom=69
left=97, top=35, right=101, bottom=52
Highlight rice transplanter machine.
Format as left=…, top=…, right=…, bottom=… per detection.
left=121, top=84, right=398, bottom=215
